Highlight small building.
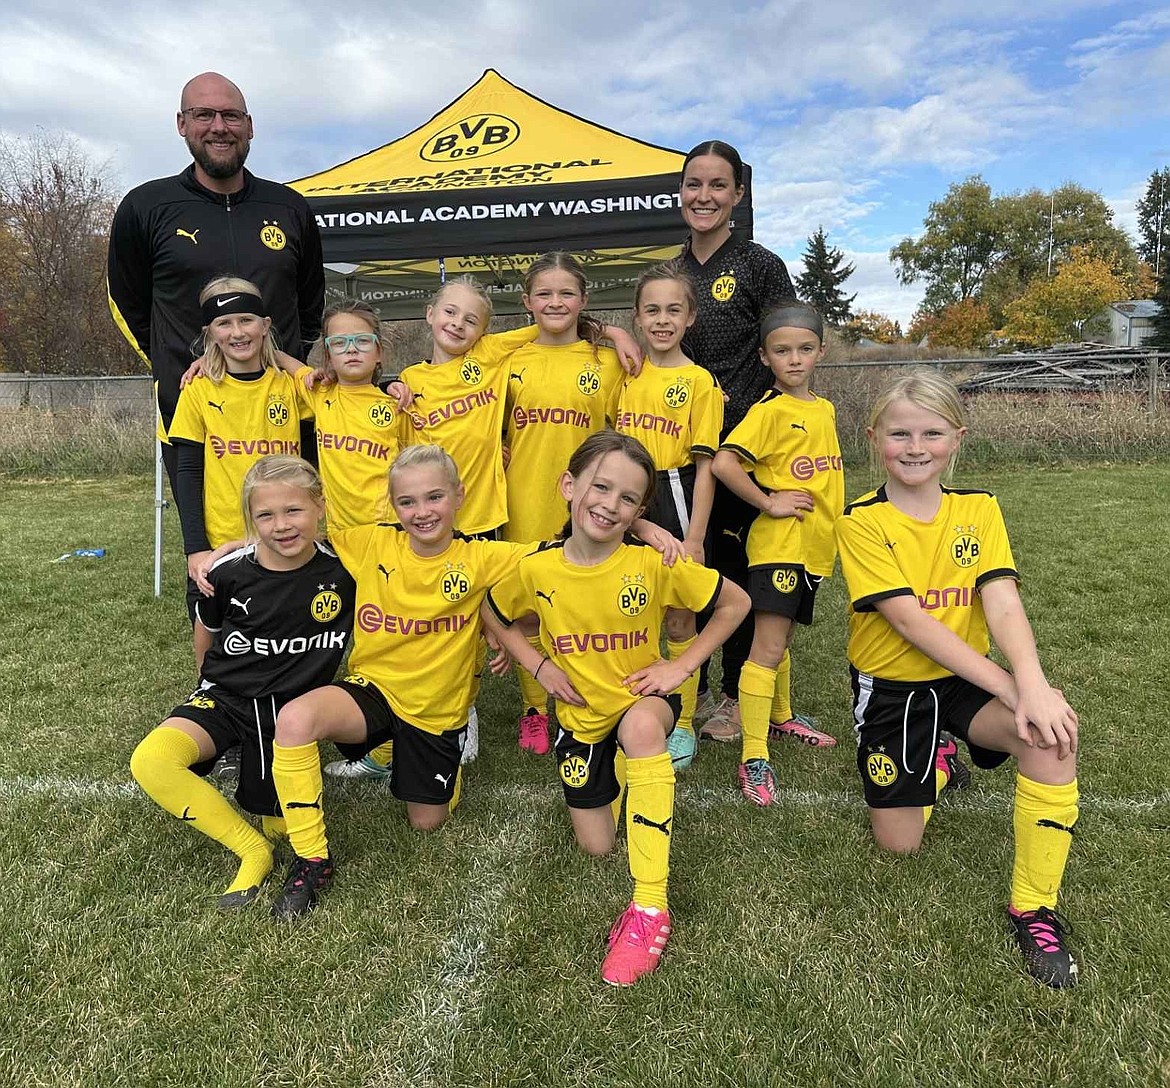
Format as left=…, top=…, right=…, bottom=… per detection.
left=1093, top=300, right=1161, bottom=347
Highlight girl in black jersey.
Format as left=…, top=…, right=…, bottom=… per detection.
left=131, top=456, right=355, bottom=911
left=676, top=142, right=797, bottom=741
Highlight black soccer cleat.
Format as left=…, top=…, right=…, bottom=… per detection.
left=271, top=855, right=335, bottom=920
left=1009, top=906, right=1079, bottom=989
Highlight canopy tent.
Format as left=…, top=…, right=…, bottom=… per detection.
left=288, top=70, right=756, bottom=316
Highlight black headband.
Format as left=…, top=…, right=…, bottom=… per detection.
left=202, top=291, right=267, bottom=325
left=760, top=303, right=823, bottom=344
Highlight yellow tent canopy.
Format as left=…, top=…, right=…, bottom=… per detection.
left=288, top=69, right=756, bottom=317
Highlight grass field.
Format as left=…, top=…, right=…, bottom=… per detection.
left=2, top=465, right=1170, bottom=1087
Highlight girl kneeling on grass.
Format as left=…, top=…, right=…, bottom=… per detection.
left=131, top=455, right=355, bottom=910
left=484, top=431, right=750, bottom=986
left=267, top=444, right=529, bottom=920
left=835, top=368, right=1081, bottom=988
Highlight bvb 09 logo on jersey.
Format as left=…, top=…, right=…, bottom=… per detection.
left=617, top=573, right=650, bottom=616
left=711, top=274, right=736, bottom=302
left=951, top=529, right=981, bottom=568
left=577, top=365, right=601, bottom=396
left=772, top=569, right=799, bottom=595
left=460, top=358, right=483, bottom=386
left=441, top=566, right=471, bottom=602
left=866, top=752, right=898, bottom=787
left=421, top=114, right=520, bottom=163
left=260, top=220, right=286, bottom=250
left=664, top=379, right=690, bottom=409
left=368, top=402, right=396, bottom=429
left=560, top=754, right=589, bottom=789
left=267, top=395, right=290, bottom=426
left=311, top=589, right=343, bottom=623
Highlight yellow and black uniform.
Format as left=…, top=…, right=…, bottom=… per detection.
left=615, top=359, right=723, bottom=538
left=489, top=541, right=721, bottom=802
left=503, top=340, right=624, bottom=544
left=129, top=543, right=354, bottom=904
left=837, top=486, right=1016, bottom=807
left=168, top=368, right=309, bottom=552
left=293, top=368, right=408, bottom=535
left=400, top=326, right=537, bottom=535
left=489, top=539, right=720, bottom=914
left=329, top=524, right=529, bottom=794
left=721, top=389, right=844, bottom=620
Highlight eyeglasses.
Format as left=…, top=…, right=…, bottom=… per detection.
left=182, top=107, right=249, bottom=128
left=324, top=333, right=380, bottom=353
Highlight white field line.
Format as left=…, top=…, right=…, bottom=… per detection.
left=2, top=774, right=1169, bottom=817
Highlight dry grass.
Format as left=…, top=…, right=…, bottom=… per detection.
left=0, top=408, right=153, bottom=477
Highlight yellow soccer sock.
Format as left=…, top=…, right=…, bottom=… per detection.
left=738, top=660, right=776, bottom=763
left=1011, top=774, right=1079, bottom=912
left=610, top=749, right=627, bottom=828
left=261, top=815, right=288, bottom=844
left=272, top=741, right=329, bottom=860
left=365, top=740, right=394, bottom=769
left=517, top=636, right=549, bottom=715
left=666, top=636, right=699, bottom=735
left=130, top=727, right=272, bottom=894
left=770, top=651, right=793, bottom=724
left=625, top=751, right=674, bottom=912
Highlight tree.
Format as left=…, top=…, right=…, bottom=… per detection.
left=0, top=131, right=137, bottom=374
left=1149, top=264, right=1170, bottom=348
left=841, top=309, right=901, bottom=344
left=1135, top=167, right=1170, bottom=277
left=891, top=176, right=1139, bottom=325
left=794, top=226, right=855, bottom=325
left=890, top=177, right=1002, bottom=313
left=907, top=298, right=994, bottom=349
left=998, top=248, right=1129, bottom=347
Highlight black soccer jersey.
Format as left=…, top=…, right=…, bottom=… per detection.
left=195, top=543, right=355, bottom=698
left=680, top=237, right=795, bottom=433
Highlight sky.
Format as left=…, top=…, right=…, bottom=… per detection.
left=2, top=0, right=1169, bottom=325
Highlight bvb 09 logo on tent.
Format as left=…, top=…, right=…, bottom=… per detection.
left=421, top=115, right=521, bottom=162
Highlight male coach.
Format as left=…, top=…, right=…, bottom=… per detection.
left=108, top=71, right=325, bottom=495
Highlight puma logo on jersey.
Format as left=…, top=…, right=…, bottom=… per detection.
left=230, top=596, right=251, bottom=614
left=179, top=806, right=197, bottom=822
left=433, top=771, right=453, bottom=788
left=721, top=526, right=744, bottom=543
left=632, top=812, right=671, bottom=836
left=324, top=399, right=333, bottom=409
left=377, top=564, right=394, bottom=582
left=176, top=228, right=200, bottom=244
left=509, top=368, right=527, bottom=384
left=208, top=399, right=225, bottom=414
left=790, top=421, right=807, bottom=432
left=535, top=589, right=556, bottom=606
left=285, top=793, right=322, bottom=810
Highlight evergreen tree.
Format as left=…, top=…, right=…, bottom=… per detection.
left=1136, top=168, right=1170, bottom=277
left=795, top=226, right=855, bottom=325
left=1150, top=262, right=1170, bottom=348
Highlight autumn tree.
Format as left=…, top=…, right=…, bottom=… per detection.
left=794, top=226, right=855, bottom=325
left=998, top=249, right=1129, bottom=347
left=1136, top=167, right=1170, bottom=277
left=0, top=131, right=137, bottom=374
left=841, top=309, right=901, bottom=344
left=907, top=298, right=994, bottom=349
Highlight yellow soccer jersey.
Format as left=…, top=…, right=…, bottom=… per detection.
left=168, top=368, right=308, bottom=547
left=293, top=367, right=406, bottom=534
left=503, top=340, right=624, bottom=543
left=331, top=524, right=529, bottom=734
left=615, top=360, right=723, bottom=472
left=836, top=486, right=1018, bottom=682
left=721, top=390, right=844, bottom=576
left=488, top=541, right=722, bottom=743
left=400, top=326, right=537, bottom=535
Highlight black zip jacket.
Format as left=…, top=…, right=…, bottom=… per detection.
left=107, top=165, right=324, bottom=427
